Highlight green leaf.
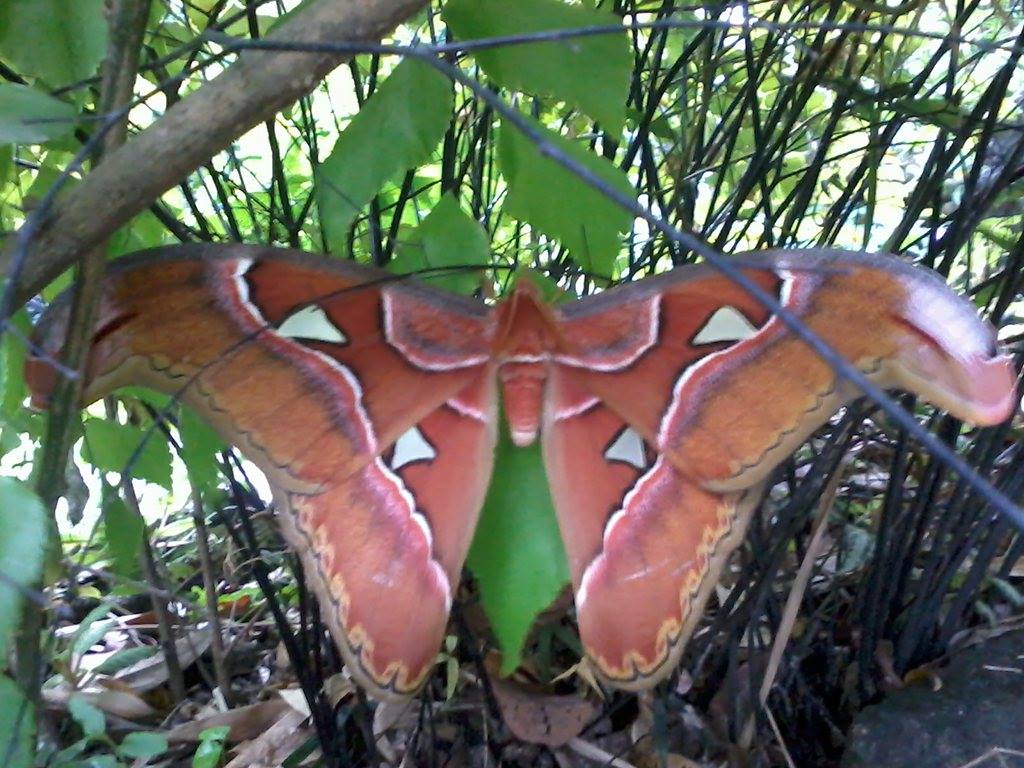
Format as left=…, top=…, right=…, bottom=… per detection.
left=108, top=211, right=169, bottom=258
left=193, top=726, right=230, bottom=768
left=0, top=145, right=11, bottom=184
left=0, top=0, right=107, bottom=86
left=93, top=645, right=158, bottom=675
left=889, top=96, right=968, bottom=131
left=101, top=490, right=144, bottom=579
left=0, top=309, right=30, bottom=419
left=117, top=731, right=169, bottom=760
left=0, top=479, right=46, bottom=664
left=69, top=695, right=106, bottom=739
left=0, top=84, right=77, bottom=145
left=444, top=0, right=630, bottom=131
left=81, top=419, right=173, bottom=490
left=71, top=604, right=115, bottom=658
left=499, top=119, right=633, bottom=278
left=468, top=420, right=569, bottom=674
left=316, top=59, right=452, bottom=254
left=0, top=677, right=33, bottom=768
left=179, top=408, right=224, bottom=496
left=390, top=193, right=489, bottom=294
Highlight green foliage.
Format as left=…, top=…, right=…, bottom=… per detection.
left=390, top=193, right=490, bottom=294
left=0, top=84, right=77, bottom=145
left=499, top=119, right=633, bottom=278
left=317, top=58, right=453, bottom=254
left=0, top=479, right=46, bottom=664
left=0, top=145, right=10, bottom=185
left=0, top=310, right=29, bottom=421
left=108, top=212, right=172, bottom=258
left=80, top=418, right=173, bottom=490
left=0, top=677, right=33, bottom=768
left=92, top=645, right=158, bottom=675
left=468, top=422, right=569, bottom=674
left=443, top=0, right=631, bottom=131
left=0, top=0, right=107, bottom=86
left=100, top=489, right=144, bottom=579
left=68, top=696, right=106, bottom=740
left=0, top=1, right=1021, bottom=759
left=192, top=726, right=231, bottom=768
left=59, top=696, right=168, bottom=767
left=118, top=732, right=170, bottom=761
left=70, top=605, right=115, bottom=660
left=179, top=407, right=224, bottom=496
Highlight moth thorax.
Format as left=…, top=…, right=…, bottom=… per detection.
left=499, top=362, right=547, bottom=447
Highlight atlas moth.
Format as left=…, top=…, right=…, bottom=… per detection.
left=26, top=243, right=1017, bottom=699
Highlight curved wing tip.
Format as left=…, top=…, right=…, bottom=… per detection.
left=943, top=353, right=1019, bottom=427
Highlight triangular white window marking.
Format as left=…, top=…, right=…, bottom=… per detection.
left=277, top=305, right=347, bottom=344
left=604, top=427, right=647, bottom=470
left=390, top=426, right=437, bottom=470
left=692, top=306, right=758, bottom=345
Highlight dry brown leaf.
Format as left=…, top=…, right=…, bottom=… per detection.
left=275, top=687, right=312, bottom=718
left=115, top=627, right=213, bottom=693
left=874, top=640, right=905, bottom=692
left=373, top=698, right=419, bottom=736
left=485, top=655, right=598, bottom=747
left=322, top=672, right=355, bottom=707
left=167, top=700, right=292, bottom=744
left=43, top=683, right=158, bottom=721
left=567, top=737, right=640, bottom=768
left=902, top=663, right=944, bottom=691
left=224, top=709, right=311, bottom=768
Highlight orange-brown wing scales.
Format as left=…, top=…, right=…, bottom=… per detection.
left=555, top=270, right=778, bottom=448
left=557, top=252, right=1016, bottom=495
left=575, top=466, right=757, bottom=688
left=543, top=369, right=760, bottom=686
left=281, top=462, right=451, bottom=695
left=27, top=246, right=499, bottom=699
left=545, top=249, right=1015, bottom=689
left=279, top=373, right=497, bottom=695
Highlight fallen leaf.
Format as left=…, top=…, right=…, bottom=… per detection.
left=43, top=683, right=157, bottom=720
left=275, top=687, right=311, bottom=718
left=167, top=700, right=292, bottom=744
left=485, top=654, right=598, bottom=747
left=113, top=627, right=213, bottom=694
left=224, top=709, right=310, bottom=768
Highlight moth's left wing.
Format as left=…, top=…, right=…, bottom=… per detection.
left=27, top=244, right=500, bottom=697
left=544, top=249, right=1016, bottom=688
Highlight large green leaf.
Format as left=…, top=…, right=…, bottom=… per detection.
left=468, top=421, right=569, bottom=674
left=68, top=695, right=105, bottom=739
left=0, top=479, right=46, bottom=664
left=316, top=59, right=452, bottom=254
left=0, top=309, right=29, bottom=419
left=0, top=677, right=33, bottom=768
left=0, top=0, right=107, bottom=86
left=0, top=145, right=11, bottom=185
left=117, top=732, right=169, bottom=761
left=80, top=419, right=173, bottom=491
left=499, top=119, right=633, bottom=278
left=444, top=0, right=630, bottom=132
left=179, top=407, right=224, bottom=496
left=100, top=490, right=144, bottom=579
left=389, top=193, right=489, bottom=295
left=0, top=84, right=77, bottom=145
left=108, top=211, right=170, bottom=258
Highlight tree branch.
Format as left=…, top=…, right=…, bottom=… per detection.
left=1, top=0, right=429, bottom=307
